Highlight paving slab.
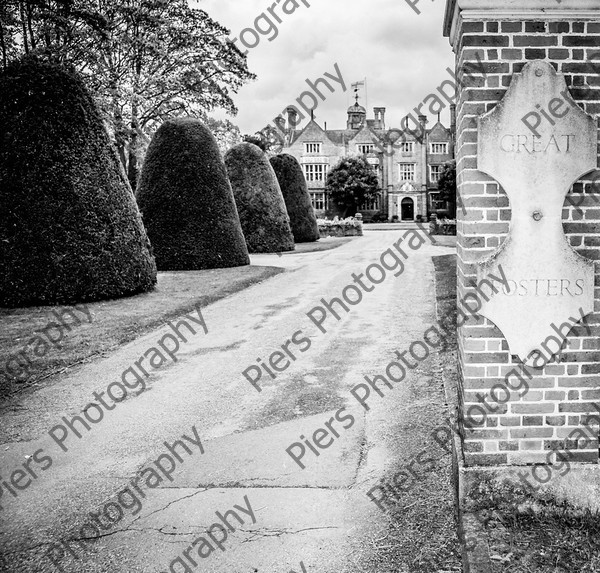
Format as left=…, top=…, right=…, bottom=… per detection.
left=170, top=409, right=366, bottom=489
left=34, top=488, right=377, bottom=573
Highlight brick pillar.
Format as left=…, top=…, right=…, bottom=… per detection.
left=444, top=0, right=600, bottom=466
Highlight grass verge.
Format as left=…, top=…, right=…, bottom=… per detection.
left=0, top=266, right=283, bottom=404
left=432, top=254, right=457, bottom=350
left=466, top=476, right=600, bottom=572
left=287, top=236, right=355, bottom=254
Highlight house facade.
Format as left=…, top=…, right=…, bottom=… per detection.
left=264, top=103, right=455, bottom=221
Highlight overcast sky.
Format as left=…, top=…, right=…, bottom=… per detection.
left=199, top=0, right=454, bottom=134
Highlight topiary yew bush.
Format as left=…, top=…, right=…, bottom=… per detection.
left=224, top=143, right=294, bottom=254
left=136, top=118, right=250, bottom=270
left=0, top=57, right=157, bottom=307
left=270, top=154, right=319, bottom=243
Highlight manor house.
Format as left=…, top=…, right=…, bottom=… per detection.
left=268, top=103, right=455, bottom=221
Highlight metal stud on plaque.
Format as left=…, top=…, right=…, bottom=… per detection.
left=476, top=61, right=596, bottom=366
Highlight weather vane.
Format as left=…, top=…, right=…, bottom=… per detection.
left=351, top=80, right=366, bottom=106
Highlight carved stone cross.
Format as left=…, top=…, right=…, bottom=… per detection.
left=476, top=60, right=596, bottom=366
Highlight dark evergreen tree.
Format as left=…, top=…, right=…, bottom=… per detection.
left=437, top=161, right=458, bottom=218
left=136, top=118, right=250, bottom=270
left=225, top=143, right=295, bottom=254
left=242, top=135, right=268, bottom=152
left=325, top=156, right=380, bottom=217
left=0, top=57, right=157, bottom=307
left=269, top=154, right=319, bottom=243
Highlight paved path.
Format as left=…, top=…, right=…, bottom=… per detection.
left=0, top=230, right=459, bottom=573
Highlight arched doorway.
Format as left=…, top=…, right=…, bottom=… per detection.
left=401, top=198, right=414, bottom=221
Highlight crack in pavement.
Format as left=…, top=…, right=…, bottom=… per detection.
left=241, top=526, right=340, bottom=543
left=116, top=526, right=202, bottom=540
left=353, top=410, right=369, bottom=486
left=169, top=483, right=351, bottom=490
left=16, top=488, right=343, bottom=553
left=129, top=489, right=208, bottom=527
left=8, top=490, right=211, bottom=555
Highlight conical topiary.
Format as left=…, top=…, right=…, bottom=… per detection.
left=0, top=57, right=157, bottom=307
left=136, top=118, right=250, bottom=270
left=270, top=154, right=320, bottom=243
left=224, top=143, right=295, bottom=254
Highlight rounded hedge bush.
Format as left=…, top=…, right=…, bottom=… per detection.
left=269, top=154, right=319, bottom=243
left=136, top=118, right=250, bottom=270
left=224, top=143, right=294, bottom=254
left=0, top=57, right=157, bottom=307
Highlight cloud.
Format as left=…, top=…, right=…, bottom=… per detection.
left=201, top=0, right=454, bottom=133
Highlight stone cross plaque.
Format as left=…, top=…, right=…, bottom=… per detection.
left=477, top=60, right=596, bottom=366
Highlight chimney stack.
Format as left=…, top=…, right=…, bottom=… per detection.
left=374, top=107, right=386, bottom=130
left=274, top=115, right=286, bottom=131
left=287, top=107, right=299, bottom=130
left=418, top=114, right=428, bottom=144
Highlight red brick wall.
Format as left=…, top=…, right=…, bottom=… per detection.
left=455, top=17, right=600, bottom=466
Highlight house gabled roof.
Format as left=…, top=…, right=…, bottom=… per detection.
left=322, top=129, right=352, bottom=145
left=347, top=123, right=384, bottom=144
left=288, top=119, right=335, bottom=146
left=428, top=121, right=452, bottom=140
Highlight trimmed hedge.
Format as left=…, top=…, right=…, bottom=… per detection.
left=136, top=118, right=250, bottom=270
left=430, top=217, right=457, bottom=236
left=269, top=154, right=319, bottom=243
left=0, top=57, right=157, bottom=307
left=225, top=143, right=294, bottom=254
left=318, top=217, right=363, bottom=237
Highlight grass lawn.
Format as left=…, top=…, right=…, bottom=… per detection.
left=284, top=236, right=355, bottom=254
left=0, top=266, right=283, bottom=404
left=432, top=254, right=457, bottom=348
left=467, top=476, right=600, bottom=573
